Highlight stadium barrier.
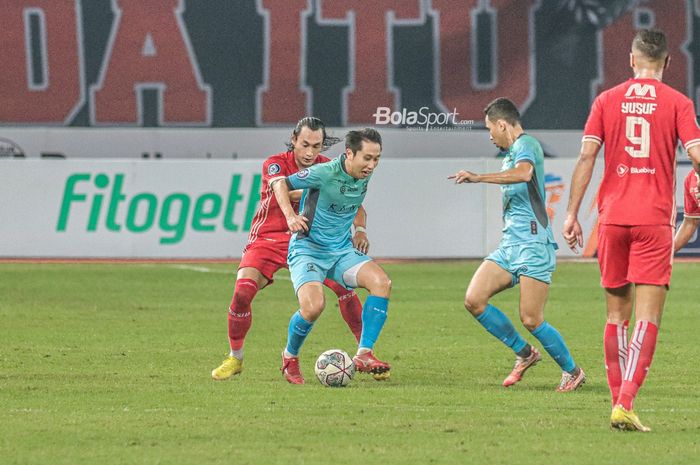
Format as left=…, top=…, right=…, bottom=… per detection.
left=1, top=158, right=696, bottom=258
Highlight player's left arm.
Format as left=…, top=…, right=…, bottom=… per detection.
left=352, top=205, right=369, bottom=254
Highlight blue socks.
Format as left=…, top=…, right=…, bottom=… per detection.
left=531, top=321, right=576, bottom=372
left=475, top=304, right=528, bottom=353
left=475, top=305, right=577, bottom=372
left=358, top=295, right=389, bottom=351
left=286, top=295, right=390, bottom=356
left=285, top=310, right=314, bottom=356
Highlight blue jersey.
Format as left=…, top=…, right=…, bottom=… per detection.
left=285, top=154, right=369, bottom=251
left=499, top=134, right=557, bottom=247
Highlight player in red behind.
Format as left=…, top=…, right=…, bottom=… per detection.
left=563, top=29, right=700, bottom=431
left=212, top=117, right=370, bottom=380
left=674, top=169, right=700, bottom=252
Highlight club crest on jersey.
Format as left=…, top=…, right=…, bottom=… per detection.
left=297, top=169, right=310, bottom=179
left=267, top=163, right=281, bottom=175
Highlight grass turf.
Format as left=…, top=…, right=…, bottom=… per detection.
left=1, top=261, right=699, bottom=464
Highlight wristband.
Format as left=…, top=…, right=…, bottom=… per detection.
left=355, top=226, right=367, bottom=234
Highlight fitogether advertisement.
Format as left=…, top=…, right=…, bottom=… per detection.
left=1, top=158, right=608, bottom=259
left=2, top=158, right=697, bottom=258
left=56, top=172, right=261, bottom=245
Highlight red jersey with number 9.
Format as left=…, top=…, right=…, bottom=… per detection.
left=583, top=78, right=700, bottom=226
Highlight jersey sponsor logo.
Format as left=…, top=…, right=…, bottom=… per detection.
left=617, top=163, right=656, bottom=176
left=328, top=203, right=358, bottom=214
left=624, top=83, right=656, bottom=100
left=267, top=163, right=281, bottom=175
left=630, top=167, right=656, bottom=174
left=340, top=184, right=358, bottom=194
left=297, top=168, right=310, bottom=179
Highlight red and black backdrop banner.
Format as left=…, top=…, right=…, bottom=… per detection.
left=1, top=0, right=698, bottom=128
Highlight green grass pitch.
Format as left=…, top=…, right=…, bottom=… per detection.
left=1, top=261, right=699, bottom=464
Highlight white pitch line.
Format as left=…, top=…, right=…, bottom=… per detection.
left=162, top=264, right=293, bottom=281
left=169, top=264, right=229, bottom=273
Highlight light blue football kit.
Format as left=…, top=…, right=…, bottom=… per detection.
left=486, top=134, right=558, bottom=286
left=282, top=154, right=388, bottom=356
left=476, top=134, right=576, bottom=374
left=285, top=154, right=372, bottom=292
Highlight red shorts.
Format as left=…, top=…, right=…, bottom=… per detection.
left=597, top=224, right=674, bottom=288
left=238, top=240, right=289, bottom=285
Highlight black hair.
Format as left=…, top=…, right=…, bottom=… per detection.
left=345, top=128, right=382, bottom=154
left=286, top=116, right=341, bottom=152
left=483, top=97, right=521, bottom=126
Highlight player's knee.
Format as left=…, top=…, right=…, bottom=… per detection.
left=464, top=292, right=485, bottom=316
left=231, top=290, right=254, bottom=311
left=371, top=275, right=392, bottom=297
left=300, top=296, right=326, bottom=322
left=520, top=315, right=543, bottom=332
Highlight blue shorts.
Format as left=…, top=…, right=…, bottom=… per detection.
left=288, top=241, right=371, bottom=293
left=485, top=242, right=556, bottom=286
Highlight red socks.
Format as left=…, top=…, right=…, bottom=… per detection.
left=617, top=320, right=658, bottom=410
left=604, top=320, right=629, bottom=405
left=227, top=279, right=259, bottom=351
left=323, top=279, right=363, bottom=343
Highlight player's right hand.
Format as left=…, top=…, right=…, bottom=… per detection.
left=562, top=215, right=583, bottom=254
left=448, top=170, right=479, bottom=184
left=285, top=214, right=309, bottom=233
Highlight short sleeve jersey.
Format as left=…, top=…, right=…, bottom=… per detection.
left=500, top=134, right=557, bottom=247
left=583, top=78, right=700, bottom=226
left=285, top=154, right=369, bottom=251
left=246, top=151, right=330, bottom=246
left=683, top=169, right=700, bottom=218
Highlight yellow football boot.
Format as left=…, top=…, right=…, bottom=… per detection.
left=211, top=356, right=243, bottom=380
left=610, top=404, right=651, bottom=432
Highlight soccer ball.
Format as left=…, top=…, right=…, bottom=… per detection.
left=314, top=349, right=355, bottom=387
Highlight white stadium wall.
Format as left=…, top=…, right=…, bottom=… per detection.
left=1, top=129, right=697, bottom=259
left=2, top=157, right=603, bottom=259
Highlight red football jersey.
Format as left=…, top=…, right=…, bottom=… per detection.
left=246, top=151, right=330, bottom=247
left=583, top=78, right=700, bottom=226
left=683, top=169, right=700, bottom=218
